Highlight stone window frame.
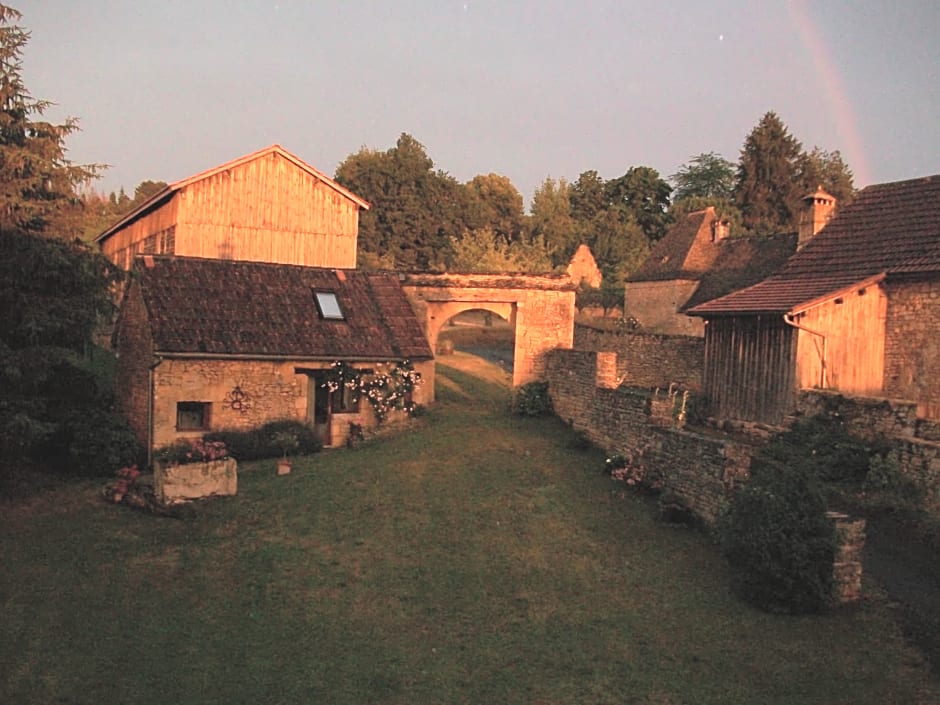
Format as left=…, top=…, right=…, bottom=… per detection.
left=176, top=401, right=211, bottom=431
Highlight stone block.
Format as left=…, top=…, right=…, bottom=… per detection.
left=155, top=458, right=238, bottom=505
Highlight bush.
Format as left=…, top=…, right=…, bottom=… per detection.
left=55, top=407, right=143, bottom=478
left=718, top=462, right=836, bottom=613
left=759, top=415, right=869, bottom=483
left=511, top=382, right=552, bottom=417
left=203, top=419, right=321, bottom=461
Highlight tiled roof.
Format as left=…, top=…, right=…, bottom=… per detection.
left=682, top=232, right=797, bottom=310
left=689, top=175, right=940, bottom=315
left=135, top=256, right=433, bottom=360
left=627, top=209, right=713, bottom=282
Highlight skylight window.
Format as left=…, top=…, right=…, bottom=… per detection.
left=314, top=291, right=345, bottom=320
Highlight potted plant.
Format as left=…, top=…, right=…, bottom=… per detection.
left=271, top=430, right=299, bottom=475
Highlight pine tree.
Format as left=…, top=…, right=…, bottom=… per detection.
left=0, top=4, right=100, bottom=236
left=734, top=112, right=804, bottom=235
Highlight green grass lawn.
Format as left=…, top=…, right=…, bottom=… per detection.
left=2, top=352, right=937, bottom=704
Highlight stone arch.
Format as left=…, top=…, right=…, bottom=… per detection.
left=400, top=273, right=576, bottom=394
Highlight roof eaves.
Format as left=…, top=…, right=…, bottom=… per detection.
left=788, top=273, right=886, bottom=316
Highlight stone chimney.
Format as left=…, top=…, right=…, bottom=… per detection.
left=710, top=218, right=730, bottom=242
left=798, top=186, right=836, bottom=248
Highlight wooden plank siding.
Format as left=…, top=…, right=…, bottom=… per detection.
left=794, top=284, right=887, bottom=396
left=174, top=151, right=359, bottom=267
left=703, top=316, right=796, bottom=423
left=99, top=197, right=179, bottom=269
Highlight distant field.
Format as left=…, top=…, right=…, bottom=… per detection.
left=1, top=352, right=937, bottom=704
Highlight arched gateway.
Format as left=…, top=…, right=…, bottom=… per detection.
left=400, top=273, right=577, bottom=399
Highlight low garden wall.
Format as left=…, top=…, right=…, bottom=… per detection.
left=797, top=390, right=940, bottom=502
left=573, top=324, right=704, bottom=390
left=155, top=458, right=238, bottom=505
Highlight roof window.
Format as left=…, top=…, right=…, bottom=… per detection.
left=314, top=290, right=345, bottom=320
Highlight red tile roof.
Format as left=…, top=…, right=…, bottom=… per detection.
left=135, top=256, right=433, bottom=360
left=689, top=175, right=940, bottom=315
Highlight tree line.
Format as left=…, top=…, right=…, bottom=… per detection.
left=334, top=113, right=854, bottom=283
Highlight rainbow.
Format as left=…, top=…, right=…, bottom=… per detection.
left=787, top=0, right=872, bottom=187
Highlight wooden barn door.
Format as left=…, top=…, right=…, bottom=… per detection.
left=306, top=371, right=332, bottom=446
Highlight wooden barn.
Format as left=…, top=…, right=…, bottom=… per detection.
left=688, top=176, right=940, bottom=423
left=114, top=256, right=434, bottom=456
left=95, top=144, right=370, bottom=270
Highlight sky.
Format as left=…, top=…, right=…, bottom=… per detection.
left=16, top=0, right=940, bottom=207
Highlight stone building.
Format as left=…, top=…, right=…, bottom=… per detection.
left=689, top=175, right=940, bottom=423
left=114, top=256, right=434, bottom=455
left=624, top=207, right=797, bottom=336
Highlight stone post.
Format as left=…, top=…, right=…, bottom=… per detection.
left=827, top=511, right=866, bottom=605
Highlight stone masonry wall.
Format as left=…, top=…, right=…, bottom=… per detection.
left=546, top=348, right=866, bottom=603
left=797, top=389, right=940, bottom=502
left=546, top=348, right=751, bottom=524
left=152, top=358, right=308, bottom=449
left=883, top=277, right=940, bottom=415
left=573, top=324, right=704, bottom=389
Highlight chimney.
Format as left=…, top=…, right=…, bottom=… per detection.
left=710, top=218, right=730, bottom=242
left=798, top=186, right=836, bottom=248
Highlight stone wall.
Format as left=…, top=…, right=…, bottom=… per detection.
left=573, top=324, right=704, bottom=389
left=545, top=348, right=751, bottom=525
left=546, top=347, right=866, bottom=603
left=883, top=277, right=940, bottom=417
left=152, top=358, right=308, bottom=449
left=797, top=390, right=940, bottom=502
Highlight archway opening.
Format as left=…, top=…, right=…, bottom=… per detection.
left=437, top=307, right=516, bottom=373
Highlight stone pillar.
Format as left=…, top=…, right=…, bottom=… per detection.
left=596, top=352, right=619, bottom=389
left=827, top=511, right=866, bottom=605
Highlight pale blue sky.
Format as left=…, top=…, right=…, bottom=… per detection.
left=18, top=1, right=940, bottom=205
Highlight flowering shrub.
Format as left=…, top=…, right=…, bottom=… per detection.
left=321, top=360, right=423, bottom=423
left=605, top=444, right=661, bottom=490
left=103, top=464, right=141, bottom=504
left=155, top=438, right=229, bottom=466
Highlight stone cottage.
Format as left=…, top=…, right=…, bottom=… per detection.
left=624, top=206, right=798, bottom=336
left=114, top=256, right=434, bottom=455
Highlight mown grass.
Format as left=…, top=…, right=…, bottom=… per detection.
left=1, top=352, right=937, bottom=704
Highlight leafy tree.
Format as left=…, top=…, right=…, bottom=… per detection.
left=445, top=227, right=553, bottom=274
left=582, top=207, right=649, bottom=280
left=528, top=176, right=577, bottom=266
left=671, top=152, right=736, bottom=202
left=335, top=133, right=469, bottom=270
left=0, top=5, right=101, bottom=236
left=464, top=173, right=524, bottom=245
left=569, top=170, right=608, bottom=222
left=798, top=148, right=855, bottom=206
left=605, top=166, right=673, bottom=242
left=734, top=111, right=805, bottom=235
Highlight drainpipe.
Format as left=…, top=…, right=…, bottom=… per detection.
left=783, top=314, right=828, bottom=389
left=147, top=356, right=164, bottom=468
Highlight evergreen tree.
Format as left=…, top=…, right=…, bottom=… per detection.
left=0, top=5, right=100, bottom=236
left=798, top=148, right=855, bottom=206
left=734, top=111, right=804, bottom=235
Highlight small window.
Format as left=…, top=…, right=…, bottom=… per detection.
left=330, top=385, right=360, bottom=414
left=314, top=291, right=345, bottom=320
left=176, top=402, right=210, bottom=430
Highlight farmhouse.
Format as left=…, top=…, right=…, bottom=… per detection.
left=624, top=206, right=797, bottom=336
left=114, top=256, right=434, bottom=454
left=688, top=175, right=940, bottom=423
left=96, top=144, right=369, bottom=270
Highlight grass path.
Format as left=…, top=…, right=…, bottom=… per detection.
left=1, top=353, right=937, bottom=704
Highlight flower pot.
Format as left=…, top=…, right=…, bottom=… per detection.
left=277, top=458, right=292, bottom=475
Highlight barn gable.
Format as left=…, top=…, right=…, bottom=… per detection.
left=96, top=145, right=370, bottom=270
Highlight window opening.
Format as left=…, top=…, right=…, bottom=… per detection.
left=176, top=401, right=210, bottom=431
left=314, top=291, right=344, bottom=320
